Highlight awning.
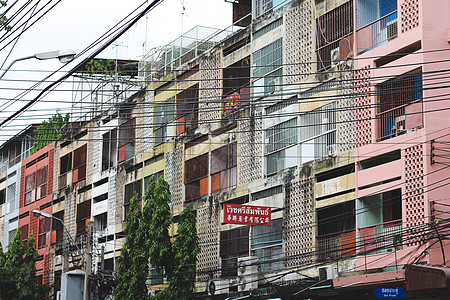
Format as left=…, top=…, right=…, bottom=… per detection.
left=333, top=264, right=450, bottom=291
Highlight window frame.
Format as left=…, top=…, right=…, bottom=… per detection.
left=210, top=143, right=237, bottom=195
left=265, top=118, right=298, bottom=175
left=299, top=102, right=337, bottom=164
left=184, top=153, right=208, bottom=202
left=73, top=144, right=87, bottom=182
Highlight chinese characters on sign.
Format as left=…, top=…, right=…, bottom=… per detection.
left=223, top=204, right=271, bottom=226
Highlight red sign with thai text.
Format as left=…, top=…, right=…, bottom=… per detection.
left=223, top=204, right=271, bottom=226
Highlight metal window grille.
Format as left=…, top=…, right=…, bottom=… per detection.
left=316, top=1, right=353, bottom=71
left=299, top=102, right=337, bottom=162
left=251, top=219, right=283, bottom=272
left=377, top=68, right=422, bottom=140
left=253, top=38, right=283, bottom=78
left=265, top=118, right=297, bottom=154
left=7, top=183, right=16, bottom=213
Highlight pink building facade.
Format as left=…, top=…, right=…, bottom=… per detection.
left=337, top=0, right=450, bottom=295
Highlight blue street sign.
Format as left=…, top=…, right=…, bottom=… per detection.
left=374, top=287, right=406, bottom=299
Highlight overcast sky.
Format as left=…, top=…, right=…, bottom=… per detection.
left=0, top=0, right=233, bottom=141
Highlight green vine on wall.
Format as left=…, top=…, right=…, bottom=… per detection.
left=31, top=113, right=69, bottom=154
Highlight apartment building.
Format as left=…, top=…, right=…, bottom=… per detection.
left=332, top=0, right=450, bottom=297
left=138, top=0, right=359, bottom=298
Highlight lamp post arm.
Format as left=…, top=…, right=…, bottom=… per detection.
left=0, top=55, right=34, bottom=80
left=52, top=215, right=85, bottom=264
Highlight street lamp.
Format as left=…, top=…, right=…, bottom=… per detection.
left=0, top=49, right=76, bottom=80
left=31, top=209, right=84, bottom=263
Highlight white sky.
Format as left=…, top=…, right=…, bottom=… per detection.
left=0, top=0, right=233, bottom=141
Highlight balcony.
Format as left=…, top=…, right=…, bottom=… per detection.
left=377, top=99, right=423, bottom=141
left=317, top=229, right=356, bottom=261
left=377, top=68, right=423, bottom=141
left=356, top=11, right=398, bottom=55
left=359, top=220, right=402, bottom=254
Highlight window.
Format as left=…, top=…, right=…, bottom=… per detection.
left=253, top=0, right=272, bottom=17
left=154, top=98, right=175, bottom=145
left=52, top=211, right=64, bottom=243
left=6, top=183, right=16, bottom=213
left=59, top=153, right=72, bottom=190
left=20, top=224, right=29, bottom=242
left=73, top=144, right=87, bottom=182
left=253, top=0, right=289, bottom=18
left=253, top=39, right=283, bottom=95
left=251, top=219, right=282, bottom=272
left=176, top=85, right=198, bottom=135
left=21, top=135, right=33, bottom=161
left=36, top=166, right=48, bottom=200
left=8, top=229, right=16, bottom=244
left=356, top=0, right=397, bottom=54
left=76, top=200, right=91, bottom=235
left=0, top=151, right=7, bottom=173
left=144, top=171, right=163, bottom=195
left=144, top=154, right=164, bottom=166
left=0, top=188, right=4, bottom=205
left=95, top=212, right=108, bottom=232
left=358, top=189, right=402, bottom=253
left=8, top=142, right=21, bottom=168
left=317, top=201, right=356, bottom=260
left=253, top=18, right=283, bottom=40
left=38, top=217, right=51, bottom=248
left=102, top=129, right=117, bottom=171
left=24, top=166, right=48, bottom=205
left=265, top=118, right=298, bottom=175
left=359, top=150, right=401, bottom=170
left=223, top=58, right=251, bottom=115
left=93, top=193, right=108, bottom=203
left=124, top=180, right=142, bottom=220
left=118, top=120, right=135, bottom=162
left=185, top=154, right=208, bottom=202
left=316, top=2, right=353, bottom=71
left=211, top=143, right=237, bottom=195
left=377, top=68, right=423, bottom=141
left=25, top=172, right=36, bottom=205
left=220, top=227, right=249, bottom=277
left=299, top=102, right=337, bottom=164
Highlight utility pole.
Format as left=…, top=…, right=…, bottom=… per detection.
left=84, top=221, right=94, bottom=300
left=100, top=246, right=105, bottom=270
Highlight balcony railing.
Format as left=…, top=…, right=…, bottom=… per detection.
left=359, top=220, right=402, bottom=254
left=356, top=11, right=398, bottom=55
left=377, top=99, right=423, bottom=141
left=317, top=229, right=356, bottom=261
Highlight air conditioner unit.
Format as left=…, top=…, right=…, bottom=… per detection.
left=318, top=265, right=338, bottom=281
left=387, top=20, right=398, bottom=40
left=237, top=256, right=258, bottom=292
left=207, top=279, right=229, bottom=296
left=326, top=144, right=337, bottom=157
left=330, top=47, right=340, bottom=67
